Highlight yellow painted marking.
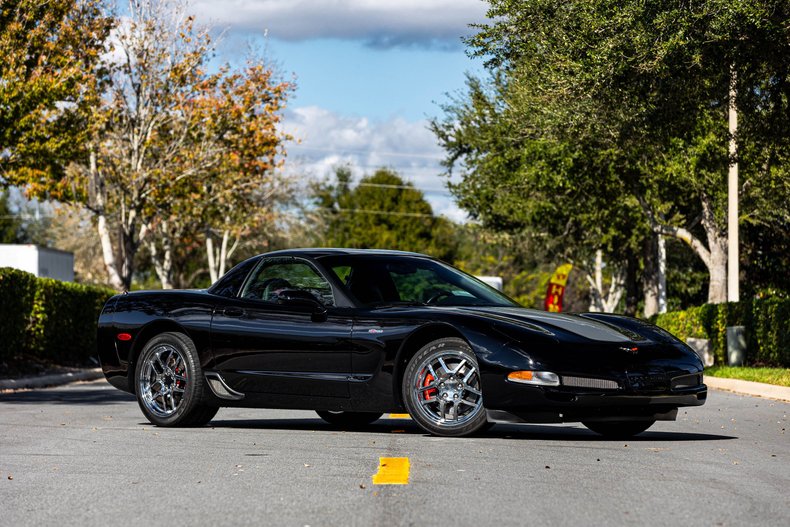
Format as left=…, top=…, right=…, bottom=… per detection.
left=372, top=457, right=410, bottom=485
left=388, top=413, right=411, bottom=419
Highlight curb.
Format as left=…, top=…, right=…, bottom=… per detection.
left=706, top=376, right=790, bottom=403
left=0, top=368, right=104, bottom=391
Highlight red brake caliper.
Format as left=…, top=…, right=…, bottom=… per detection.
left=423, top=372, right=437, bottom=400
left=175, top=366, right=185, bottom=390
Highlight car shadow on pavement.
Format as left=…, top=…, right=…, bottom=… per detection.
left=0, top=386, right=135, bottom=405
left=207, top=418, right=737, bottom=442
left=479, top=423, right=737, bottom=442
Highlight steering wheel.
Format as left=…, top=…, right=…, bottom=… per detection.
left=262, top=278, right=293, bottom=301
left=244, top=277, right=292, bottom=300
left=426, top=290, right=454, bottom=305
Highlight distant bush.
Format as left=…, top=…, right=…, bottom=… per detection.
left=28, top=278, right=116, bottom=364
left=0, top=268, right=38, bottom=364
left=654, top=297, right=790, bottom=367
left=0, top=268, right=115, bottom=368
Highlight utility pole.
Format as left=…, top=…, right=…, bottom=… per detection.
left=727, top=67, right=739, bottom=303
left=658, top=235, right=667, bottom=314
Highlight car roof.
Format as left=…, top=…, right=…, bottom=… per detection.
left=260, top=248, right=431, bottom=259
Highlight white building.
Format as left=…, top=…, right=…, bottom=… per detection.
left=0, top=244, right=74, bottom=282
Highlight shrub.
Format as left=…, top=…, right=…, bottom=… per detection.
left=655, top=298, right=790, bottom=367
left=0, top=268, right=37, bottom=364
left=0, top=268, right=115, bottom=368
left=28, top=278, right=116, bottom=364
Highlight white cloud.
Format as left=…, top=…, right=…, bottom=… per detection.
left=193, top=0, right=488, bottom=48
left=282, top=105, right=467, bottom=220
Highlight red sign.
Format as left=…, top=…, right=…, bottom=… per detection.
left=544, top=264, right=573, bottom=312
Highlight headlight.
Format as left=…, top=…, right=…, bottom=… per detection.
left=507, top=370, right=560, bottom=386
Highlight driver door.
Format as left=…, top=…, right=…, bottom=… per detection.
left=210, top=257, right=353, bottom=398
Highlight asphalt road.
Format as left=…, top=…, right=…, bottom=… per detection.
left=1, top=381, right=788, bottom=527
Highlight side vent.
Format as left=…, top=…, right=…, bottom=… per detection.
left=205, top=372, right=245, bottom=400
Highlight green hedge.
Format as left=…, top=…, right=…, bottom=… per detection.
left=654, top=298, right=790, bottom=367
left=0, top=268, right=115, bottom=367
left=0, top=268, right=38, bottom=364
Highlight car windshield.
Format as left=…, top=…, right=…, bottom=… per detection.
left=318, top=254, right=519, bottom=308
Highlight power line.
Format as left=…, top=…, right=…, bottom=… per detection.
left=355, top=182, right=452, bottom=195
left=316, top=206, right=435, bottom=218
left=289, top=144, right=445, bottom=161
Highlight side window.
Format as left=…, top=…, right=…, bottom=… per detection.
left=241, top=260, right=335, bottom=306
left=208, top=257, right=259, bottom=298
left=331, top=265, right=352, bottom=284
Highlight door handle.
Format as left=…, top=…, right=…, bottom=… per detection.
left=222, top=307, right=245, bottom=317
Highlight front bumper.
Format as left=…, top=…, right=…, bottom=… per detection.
left=483, top=381, right=707, bottom=424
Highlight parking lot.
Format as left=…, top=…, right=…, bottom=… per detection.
left=1, top=381, right=788, bottom=526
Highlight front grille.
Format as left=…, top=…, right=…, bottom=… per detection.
left=561, top=376, right=620, bottom=390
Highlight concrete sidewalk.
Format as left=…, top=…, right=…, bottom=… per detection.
left=0, top=368, right=103, bottom=391
left=705, top=375, right=790, bottom=403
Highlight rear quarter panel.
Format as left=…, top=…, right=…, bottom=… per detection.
left=97, top=290, right=215, bottom=393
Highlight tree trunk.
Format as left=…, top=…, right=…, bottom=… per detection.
left=147, top=222, right=175, bottom=289
left=96, top=212, right=125, bottom=290
left=643, top=193, right=728, bottom=304
left=624, top=251, right=639, bottom=317
left=206, top=227, right=240, bottom=284
left=585, top=250, right=625, bottom=312
left=643, top=234, right=660, bottom=318
left=206, top=234, right=219, bottom=283
left=89, top=149, right=125, bottom=291
left=706, top=231, right=728, bottom=304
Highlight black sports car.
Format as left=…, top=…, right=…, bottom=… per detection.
left=98, top=248, right=706, bottom=437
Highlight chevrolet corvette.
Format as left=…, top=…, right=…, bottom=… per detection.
left=97, top=249, right=706, bottom=437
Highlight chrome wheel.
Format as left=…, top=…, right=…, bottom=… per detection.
left=138, top=344, right=188, bottom=418
left=411, top=350, right=484, bottom=426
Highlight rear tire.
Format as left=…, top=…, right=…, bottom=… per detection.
left=316, top=411, right=382, bottom=427
left=583, top=420, right=656, bottom=438
left=135, top=332, right=217, bottom=427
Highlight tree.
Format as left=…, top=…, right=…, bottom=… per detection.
left=432, top=75, right=646, bottom=313
left=0, top=0, right=112, bottom=195
left=135, top=53, right=294, bottom=288
left=75, top=1, right=222, bottom=290
left=195, top=58, right=294, bottom=284
left=2, top=1, right=294, bottom=290
left=0, top=191, right=22, bottom=243
left=313, top=167, right=458, bottom=261
left=57, top=0, right=292, bottom=290
left=436, top=0, right=790, bottom=307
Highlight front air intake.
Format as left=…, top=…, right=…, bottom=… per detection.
left=561, top=376, right=620, bottom=390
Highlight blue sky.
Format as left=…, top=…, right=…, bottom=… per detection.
left=193, top=0, right=490, bottom=220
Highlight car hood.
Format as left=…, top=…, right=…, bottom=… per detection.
left=455, top=306, right=638, bottom=343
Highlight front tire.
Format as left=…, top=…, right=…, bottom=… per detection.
left=402, top=337, right=487, bottom=437
left=315, top=411, right=382, bottom=427
left=583, top=420, right=656, bottom=438
left=135, top=332, right=218, bottom=427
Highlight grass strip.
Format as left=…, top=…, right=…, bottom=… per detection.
left=705, top=366, right=790, bottom=387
